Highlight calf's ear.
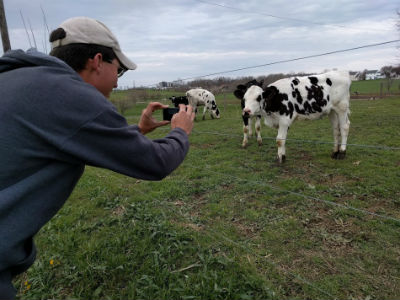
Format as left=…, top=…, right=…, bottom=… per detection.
left=234, top=89, right=245, bottom=99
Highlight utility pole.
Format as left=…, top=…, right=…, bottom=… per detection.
left=0, top=0, right=11, bottom=52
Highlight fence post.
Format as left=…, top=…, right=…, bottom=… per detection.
left=0, top=0, right=11, bottom=53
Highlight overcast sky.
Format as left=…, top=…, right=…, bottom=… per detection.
left=1, top=0, right=399, bottom=88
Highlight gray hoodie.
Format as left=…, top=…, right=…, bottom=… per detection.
left=0, top=49, right=189, bottom=276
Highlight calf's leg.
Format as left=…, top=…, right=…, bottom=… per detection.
left=276, top=124, right=288, bottom=163
left=337, top=111, right=350, bottom=159
left=242, top=116, right=250, bottom=148
left=255, top=116, right=262, bottom=146
left=202, top=106, right=207, bottom=120
left=329, top=111, right=341, bottom=158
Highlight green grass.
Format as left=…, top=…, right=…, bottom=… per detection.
left=16, top=92, right=400, bottom=299
left=350, top=78, right=400, bottom=94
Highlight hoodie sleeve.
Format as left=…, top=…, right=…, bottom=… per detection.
left=60, top=107, right=190, bottom=180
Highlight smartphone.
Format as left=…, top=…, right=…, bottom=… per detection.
left=162, top=107, right=179, bottom=121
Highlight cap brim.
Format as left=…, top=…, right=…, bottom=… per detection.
left=115, top=50, right=137, bottom=70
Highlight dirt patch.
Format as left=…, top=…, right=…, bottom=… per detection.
left=112, top=205, right=126, bottom=217
left=302, top=207, right=360, bottom=252
left=231, top=218, right=262, bottom=238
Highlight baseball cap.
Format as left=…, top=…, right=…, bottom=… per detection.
left=51, top=16, right=137, bottom=70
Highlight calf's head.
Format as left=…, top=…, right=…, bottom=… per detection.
left=234, top=79, right=264, bottom=116
left=243, top=86, right=265, bottom=116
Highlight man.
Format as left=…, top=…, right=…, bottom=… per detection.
left=0, top=17, right=194, bottom=299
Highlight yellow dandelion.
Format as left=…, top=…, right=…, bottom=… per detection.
left=24, top=281, right=28, bottom=286
left=26, top=284, right=31, bottom=290
left=50, top=259, right=54, bottom=265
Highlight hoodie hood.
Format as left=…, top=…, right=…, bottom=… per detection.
left=0, top=48, right=73, bottom=74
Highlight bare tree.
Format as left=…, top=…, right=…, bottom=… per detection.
left=380, top=66, right=393, bottom=78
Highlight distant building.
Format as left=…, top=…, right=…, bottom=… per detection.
left=349, top=71, right=361, bottom=81
left=158, top=81, right=173, bottom=89
left=365, top=70, right=385, bottom=80
left=390, top=71, right=400, bottom=79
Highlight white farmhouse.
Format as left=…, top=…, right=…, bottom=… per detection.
left=365, top=70, right=385, bottom=80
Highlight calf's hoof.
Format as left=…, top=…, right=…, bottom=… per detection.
left=331, top=151, right=346, bottom=160
left=276, top=155, right=286, bottom=164
left=257, top=140, right=263, bottom=146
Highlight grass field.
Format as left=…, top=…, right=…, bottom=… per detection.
left=350, top=78, right=400, bottom=95
left=16, top=89, right=400, bottom=299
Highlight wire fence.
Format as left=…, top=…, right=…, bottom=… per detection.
left=130, top=153, right=399, bottom=298
left=133, top=187, right=337, bottom=298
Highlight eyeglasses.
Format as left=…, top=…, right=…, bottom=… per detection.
left=104, top=59, right=126, bottom=77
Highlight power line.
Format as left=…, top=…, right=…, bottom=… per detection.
left=174, top=39, right=400, bottom=82
left=194, top=0, right=336, bottom=26
left=193, top=0, right=394, bottom=32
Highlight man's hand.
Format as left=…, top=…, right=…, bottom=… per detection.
left=138, top=102, right=170, bottom=135
left=171, top=104, right=195, bottom=135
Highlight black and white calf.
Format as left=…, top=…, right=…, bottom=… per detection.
left=234, top=79, right=264, bottom=148
left=186, top=88, right=221, bottom=120
left=234, top=70, right=351, bottom=163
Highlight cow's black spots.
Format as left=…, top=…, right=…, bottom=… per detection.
left=287, top=102, right=294, bottom=118
left=326, top=78, right=332, bottom=86
left=256, top=95, right=262, bottom=102
left=292, top=78, right=299, bottom=86
left=303, top=101, right=312, bottom=114
left=292, top=88, right=303, bottom=104
left=295, top=103, right=305, bottom=114
left=306, top=85, right=324, bottom=102
left=309, top=76, right=319, bottom=85
left=311, top=101, right=322, bottom=112
left=278, top=101, right=294, bottom=118
left=263, top=86, right=288, bottom=113
left=242, top=115, right=249, bottom=126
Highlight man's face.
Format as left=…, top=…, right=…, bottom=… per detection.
left=98, top=58, right=121, bottom=98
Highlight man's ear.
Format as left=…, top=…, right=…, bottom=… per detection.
left=87, top=53, right=103, bottom=73
left=78, top=53, right=103, bottom=83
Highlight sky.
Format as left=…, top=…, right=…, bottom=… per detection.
left=1, top=0, right=399, bottom=88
